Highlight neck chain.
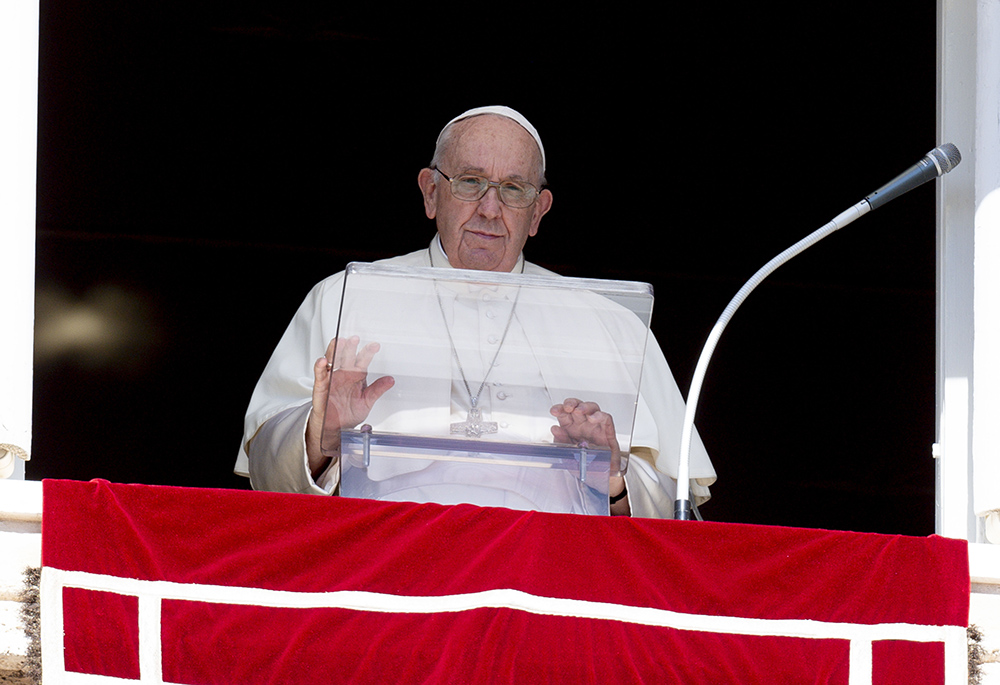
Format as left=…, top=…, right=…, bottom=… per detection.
left=429, top=241, right=523, bottom=437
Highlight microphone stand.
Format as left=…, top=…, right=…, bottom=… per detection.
left=672, top=144, right=960, bottom=520
left=673, top=200, right=871, bottom=520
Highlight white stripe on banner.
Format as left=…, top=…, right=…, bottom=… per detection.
left=40, top=567, right=968, bottom=685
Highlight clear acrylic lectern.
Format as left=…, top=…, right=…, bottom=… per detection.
left=321, top=262, right=653, bottom=515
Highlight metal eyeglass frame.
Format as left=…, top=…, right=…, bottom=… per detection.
left=432, top=167, right=542, bottom=209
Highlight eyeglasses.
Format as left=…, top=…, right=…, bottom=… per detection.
left=433, top=167, right=542, bottom=209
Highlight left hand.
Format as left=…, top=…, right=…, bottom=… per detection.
left=550, top=398, right=629, bottom=515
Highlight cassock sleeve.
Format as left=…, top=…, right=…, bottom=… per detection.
left=236, top=273, right=345, bottom=493
left=630, top=331, right=717, bottom=511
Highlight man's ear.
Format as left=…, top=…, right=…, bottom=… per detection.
left=417, top=168, right=438, bottom=219
left=528, top=188, right=553, bottom=237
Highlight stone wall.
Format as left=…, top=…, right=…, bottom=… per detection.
left=0, top=481, right=40, bottom=684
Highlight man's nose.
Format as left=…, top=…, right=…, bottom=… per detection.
left=477, top=185, right=503, bottom=219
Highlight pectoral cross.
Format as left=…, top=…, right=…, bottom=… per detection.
left=451, top=396, right=498, bottom=438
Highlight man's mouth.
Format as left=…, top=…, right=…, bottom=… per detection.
left=465, top=229, right=502, bottom=241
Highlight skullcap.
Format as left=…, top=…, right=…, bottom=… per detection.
left=436, top=105, right=546, bottom=172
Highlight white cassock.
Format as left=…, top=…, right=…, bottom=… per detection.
left=236, top=238, right=716, bottom=518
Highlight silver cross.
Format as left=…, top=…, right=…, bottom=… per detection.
left=450, top=397, right=498, bottom=438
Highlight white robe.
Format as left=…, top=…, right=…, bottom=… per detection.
left=236, top=238, right=716, bottom=518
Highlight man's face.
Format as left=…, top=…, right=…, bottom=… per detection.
left=417, top=115, right=553, bottom=272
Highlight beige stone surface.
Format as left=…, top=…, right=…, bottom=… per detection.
left=971, top=589, right=1000, bottom=684
left=0, top=482, right=40, bottom=683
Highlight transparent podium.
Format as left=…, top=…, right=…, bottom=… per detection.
left=321, top=263, right=654, bottom=516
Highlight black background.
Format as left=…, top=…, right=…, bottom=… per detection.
left=31, top=3, right=939, bottom=535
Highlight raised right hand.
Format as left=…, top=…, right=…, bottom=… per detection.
left=305, top=336, right=394, bottom=475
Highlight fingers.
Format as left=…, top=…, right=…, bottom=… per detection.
left=330, top=336, right=381, bottom=372
left=312, top=354, right=332, bottom=411
left=306, top=354, right=332, bottom=469
left=324, top=338, right=338, bottom=367
left=550, top=424, right=571, bottom=444
left=551, top=397, right=592, bottom=416
left=354, top=341, right=381, bottom=370
left=550, top=398, right=610, bottom=428
left=331, top=336, right=359, bottom=370
left=362, top=375, right=395, bottom=409
left=315, top=336, right=393, bottom=431
left=550, top=397, right=619, bottom=450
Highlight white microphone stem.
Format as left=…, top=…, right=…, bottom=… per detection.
left=674, top=200, right=871, bottom=519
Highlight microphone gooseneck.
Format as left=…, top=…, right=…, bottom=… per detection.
left=673, top=144, right=962, bottom=521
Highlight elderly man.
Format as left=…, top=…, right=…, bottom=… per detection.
left=236, top=105, right=716, bottom=517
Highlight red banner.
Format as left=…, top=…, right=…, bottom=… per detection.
left=41, top=479, right=969, bottom=684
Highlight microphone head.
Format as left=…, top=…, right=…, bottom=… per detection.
left=929, top=143, right=962, bottom=174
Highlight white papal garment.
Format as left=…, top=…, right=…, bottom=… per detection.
left=236, top=238, right=716, bottom=518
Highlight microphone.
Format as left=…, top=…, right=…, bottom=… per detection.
left=864, top=144, right=962, bottom=210
left=673, top=143, right=962, bottom=520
